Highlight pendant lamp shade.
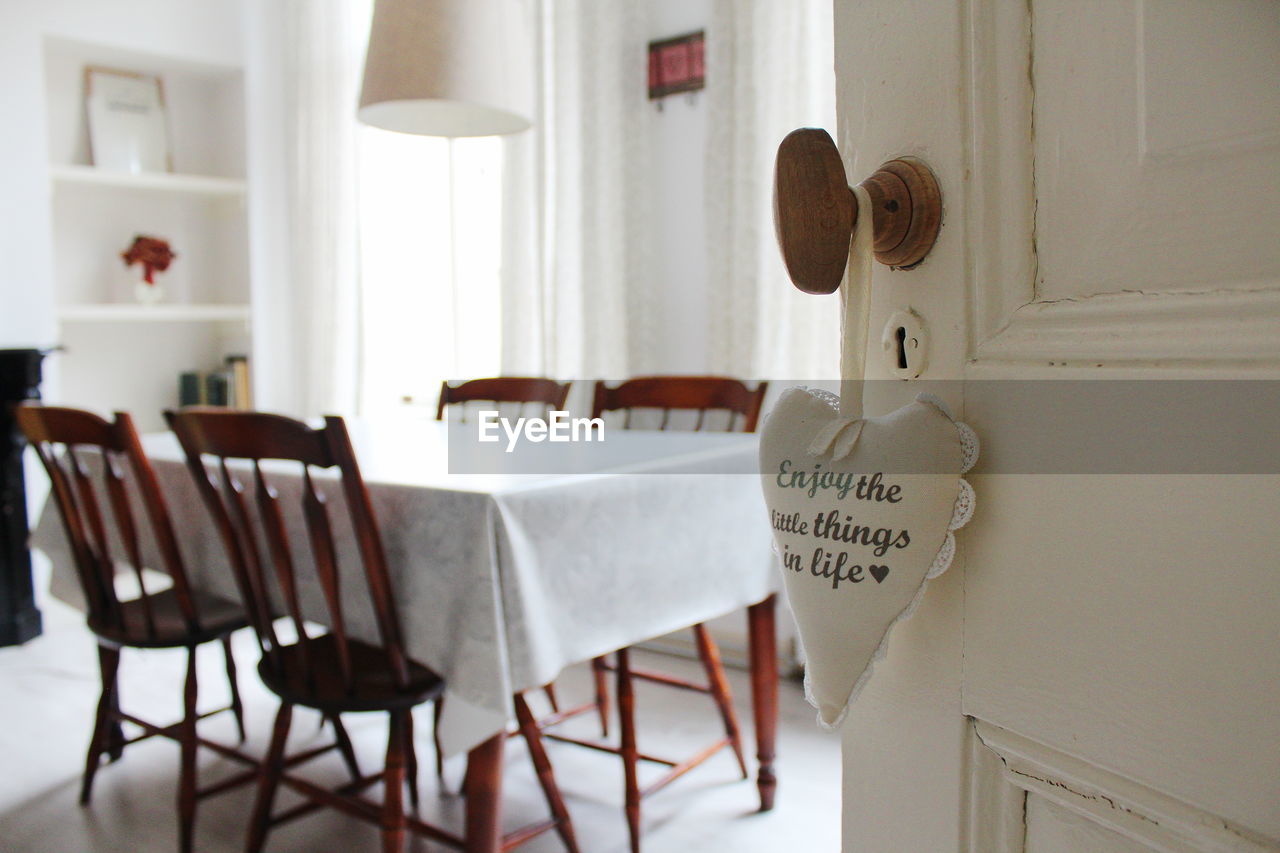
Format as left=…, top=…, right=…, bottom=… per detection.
left=358, top=0, right=534, bottom=137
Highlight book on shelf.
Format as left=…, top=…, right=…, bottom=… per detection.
left=178, top=371, right=203, bottom=407
left=225, top=354, right=252, bottom=409
left=205, top=370, right=230, bottom=407
left=178, top=355, right=252, bottom=409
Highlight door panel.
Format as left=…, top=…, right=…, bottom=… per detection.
left=971, top=0, right=1280, bottom=369
left=970, top=721, right=1277, bottom=853
left=964, top=475, right=1280, bottom=839
left=964, top=0, right=1280, bottom=837
left=1032, top=0, right=1280, bottom=302
left=1026, top=797, right=1150, bottom=853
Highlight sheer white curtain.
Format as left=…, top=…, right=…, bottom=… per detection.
left=706, top=0, right=838, bottom=381
left=269, top=0, right=367, bottom=417
left=499, top=0, right=652, bottom=381
left=265, top=0, right=514, bottom=419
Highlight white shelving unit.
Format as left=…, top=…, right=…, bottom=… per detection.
left=50, top=164, right=248, bottom=198
left=42, top=36, right=253, bottom=430
left=57, top=304, right=251, bottom=323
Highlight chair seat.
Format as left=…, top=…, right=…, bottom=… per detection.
left=89, top=588, right=248, bottom=649
left=258, top=634, right=445, bottom=713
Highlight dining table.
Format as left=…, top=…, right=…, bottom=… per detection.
left=30, top=413, right=781, bottom=852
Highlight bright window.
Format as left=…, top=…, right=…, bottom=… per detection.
left=357, top=131, right=505, bottom=417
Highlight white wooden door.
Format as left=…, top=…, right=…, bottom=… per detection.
left=831, top=1, right=1280, bottom=850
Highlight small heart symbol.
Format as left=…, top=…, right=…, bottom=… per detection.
left=870, top=565, right=890, bottom=584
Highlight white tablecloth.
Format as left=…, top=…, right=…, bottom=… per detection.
left=31, top=416, right=776, bottom=755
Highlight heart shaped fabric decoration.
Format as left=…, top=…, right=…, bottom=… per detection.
left=759, top=386, right=977, bottom=727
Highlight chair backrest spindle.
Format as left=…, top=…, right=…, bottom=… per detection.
left=100, top=450, right=155, bottom=633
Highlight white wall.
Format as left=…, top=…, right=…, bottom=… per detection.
left=645, top=0, right=712, bottom=375
left=0, top=0, right=244, bottom=350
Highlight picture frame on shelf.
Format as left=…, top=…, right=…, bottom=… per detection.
left=84, top=66, right=172, bottom=174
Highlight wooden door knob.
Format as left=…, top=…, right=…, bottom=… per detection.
left=773, top=128, right=942, bottom=294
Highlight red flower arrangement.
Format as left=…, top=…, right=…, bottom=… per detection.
left=121, top=235, right=176, bottom=286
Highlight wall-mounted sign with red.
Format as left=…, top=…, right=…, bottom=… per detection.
left=648, top=30, right=705, bottom=101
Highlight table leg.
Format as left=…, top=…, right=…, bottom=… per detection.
left=747, top=594, right=778, bottom=812
left=464, top=732, right=505, bottom=852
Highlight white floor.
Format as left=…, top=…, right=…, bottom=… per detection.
left=0, top=599, right=840, bottom=852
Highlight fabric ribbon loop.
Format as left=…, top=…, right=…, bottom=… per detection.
left=807, top=417, right=865, bottom=461
left=839, top=183, right=876, bottom=419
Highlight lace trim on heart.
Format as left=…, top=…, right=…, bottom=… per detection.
left=913, top=391, right=953, bottom=419
left=804, top=415, right=980, bottom=731
left=949, top=479, right=975, bottom=530
left=914, top=393, right=980, bottom=474
left=804, top=386, right=841, bottom=412
left=926, top=533, right=956, bottom=580
left=956, top=422, right=979, bottom=473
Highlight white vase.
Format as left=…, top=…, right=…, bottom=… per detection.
left=134, top=280, right=164, bottom=304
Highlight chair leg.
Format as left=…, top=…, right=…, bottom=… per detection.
left=106, top=681, right=126, bottom=763
left=247, top=703, right=293, bottom=853
left=106, top=718, right=126, bottom=763
left=105, top=651, right=126, bottom=763
left=591, top=656, right=610, bottom=738
left=382, top=711, right=408, bottom=853
left=543, top=682, right=561, bottom=713
left=329, top=714, right=362, bottom=782
left=692, top=624, right=749, bottom=779
left=221, top=634, right=247, bottom=743
left=178, top=646, right=200, bottom=853
left=80, top=643, right=121, bottom=805
left=615, top=648, right=641, bottom=853
left=433, top=698, right=446, bottom=787
left=403, top=710, right=420, bottom=811
left=514, top=693, right=579, bottom=853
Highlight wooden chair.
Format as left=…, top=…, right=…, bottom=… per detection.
left=591, top=376, right=767, bottom=433
left=556, top=376, right=767, bottom=852
left=16, top=403, right=253, bottom=853
left=436, top=377, right=571, bottom=422
left=166, top=408, right=578, bottom=853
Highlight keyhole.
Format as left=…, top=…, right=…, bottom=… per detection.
left=895, top=326, right=908, bottom=370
